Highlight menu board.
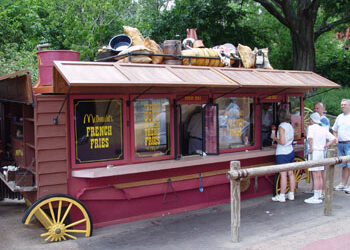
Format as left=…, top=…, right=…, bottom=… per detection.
left=74, top=99, right=123, bottom=164
left=134, top=98, right=170, bottom=158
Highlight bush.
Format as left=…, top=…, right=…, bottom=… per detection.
left=0, top=43, right=38, bottom=83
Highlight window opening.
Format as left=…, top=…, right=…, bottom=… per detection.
left=217, top=97, right=254, bottom=150
left=134, top=98, right=170, bottom=158
left=261, top=102, right=292, bottom=147
left=180, top=104, right=203, bottom=156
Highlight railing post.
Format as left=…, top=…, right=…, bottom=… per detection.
left=230, top=161, right=241, bottom=242
left=324, top=149, right=336, bottom=216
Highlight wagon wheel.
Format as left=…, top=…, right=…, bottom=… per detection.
left=22, top=194, right=93, bottom=242
left=273, top=156, right=309, bottom=196
left=303, top=106, right=313, bottom=126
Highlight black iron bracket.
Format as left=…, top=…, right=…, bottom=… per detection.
left=132, top=86, right=154, bottom=102
left=53, top=86, right=72, bottom=125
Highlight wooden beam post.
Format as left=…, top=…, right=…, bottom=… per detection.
left=230, top=161, right=241, bottom=242
left=324, top=149, right=336, bottom=216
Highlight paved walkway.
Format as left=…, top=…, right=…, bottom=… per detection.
left=1, top=167, right=350, bottom=250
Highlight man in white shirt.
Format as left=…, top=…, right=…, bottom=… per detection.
left=333, top=99, right=350, bottom=192
left=313, top=102, right=331, bottom=193
left=305, top=112, right=336, bottom=204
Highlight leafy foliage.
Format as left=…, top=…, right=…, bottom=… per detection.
left=140, top=0, right=256, bottom=47
left=304, top=87, right=350, bottom=115
left=0, top=0, right=349, bottom=92
left=315, top=32, right=350, bottom=87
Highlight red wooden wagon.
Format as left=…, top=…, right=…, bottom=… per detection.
left=0, top=51, right=340, bottom=242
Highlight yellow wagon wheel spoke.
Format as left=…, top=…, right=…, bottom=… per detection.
left=66, top=218, right=87, bottom=229
left=60, top=202, right=73, bottom=224
left=57, top=200, right=62, bottom=224
left=22, top=194, right=93, bottom=243
left=66, top=229, right=88, bottom=234
left=48, top=202, right=56, bottom=224
left=64, top=233, right=77, bottom=240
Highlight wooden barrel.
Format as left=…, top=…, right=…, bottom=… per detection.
left=163, top=40, right=181, bottom=64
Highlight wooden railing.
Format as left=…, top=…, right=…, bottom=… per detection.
left=226, top=150, right=350, bottom=242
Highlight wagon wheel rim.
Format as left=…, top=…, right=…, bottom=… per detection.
left=23, top=195, right=92, bottom=242
left=274, top=156, right=306, bottom=195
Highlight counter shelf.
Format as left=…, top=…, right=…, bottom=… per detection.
left=72, top=145, right=304, bottom=178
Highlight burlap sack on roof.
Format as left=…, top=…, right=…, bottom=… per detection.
left=123, top=26, right=145, bottom=46
left=117, top=45, right=152, bottom=63
left=144, top=37, right=163, bottom=64
left=237, top=44, right=255, bottom=68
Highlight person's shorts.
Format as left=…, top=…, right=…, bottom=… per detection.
left=276, top=151, right=295, bottom=165
left=337, top=143, right=350, bottom=168
left=308, top=150, right=324, bottom=171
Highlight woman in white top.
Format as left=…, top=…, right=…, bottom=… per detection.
left=270, top=108, right=296, bottom=202
left=305, top=112, right=336, bottom=204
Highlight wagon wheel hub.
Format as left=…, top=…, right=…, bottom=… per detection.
left=49, top=223, right=66, bottom=239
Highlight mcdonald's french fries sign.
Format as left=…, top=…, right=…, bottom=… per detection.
left=74, top=99, right=123, bottom=164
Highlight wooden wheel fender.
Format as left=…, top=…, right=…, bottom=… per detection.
left=22, top=194, right=93, bottom=242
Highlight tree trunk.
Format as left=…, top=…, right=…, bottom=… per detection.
left=290, top=16, right=316, bottom=71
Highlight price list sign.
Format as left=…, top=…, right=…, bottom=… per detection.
left=134, top=98, right=170, bottom=158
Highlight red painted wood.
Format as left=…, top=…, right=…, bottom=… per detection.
left=36, top=125, right=66, bottom=138
left=37, top=148, right=66, bottom=162
left=35, top=95, right=69, bottom=200
left=36, top=137, right=66, bottom=150
left=36, top=112, right=66, bottom=125
left=38, top=172, right=67, bottom=186
left=37, top=160, right=68, bottom=174
left=38, top=184, right=67, bottom=199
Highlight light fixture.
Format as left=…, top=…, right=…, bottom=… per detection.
left=255, top=49, right=265, bottom=68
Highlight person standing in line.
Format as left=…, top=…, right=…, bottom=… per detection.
left=333, top=99, right=350, bottom=192
left=313, top=102, right=331, bottom=194
left=314, top=102, right=330, bottom=130
left=270, top=108, right=296, bottom=202
left=304, top=112, right=336, bottom=204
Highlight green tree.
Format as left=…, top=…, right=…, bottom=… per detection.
left=139, top=0, right=255, bottom=48
left=248, top=0, right=350, bottom=71
left=230, top=2, right=293, bottom=69
left=39, top=0, right=134, bottom=60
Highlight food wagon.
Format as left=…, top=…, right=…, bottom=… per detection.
left=0, top=52, right=340, bottom=242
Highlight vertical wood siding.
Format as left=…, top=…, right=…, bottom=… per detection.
left=35, top=95, right=68, bottom=199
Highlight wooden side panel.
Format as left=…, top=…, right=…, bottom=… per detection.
left=37, top=184, right=68, bottom=198
left=36, top=137, right=66, bottom=150
left=38, top=172, right=67, bottom=187
left=35, top=95, right=69, bottom=199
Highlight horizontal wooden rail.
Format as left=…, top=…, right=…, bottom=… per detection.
left=227, top=151, right=350, bottom=243
left=227, top=155, right=350, bottom=180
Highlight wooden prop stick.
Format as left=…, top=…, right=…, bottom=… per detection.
left=324, top=149, right=336, bottom=216
left=230, top=161, right=241, bottom=243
